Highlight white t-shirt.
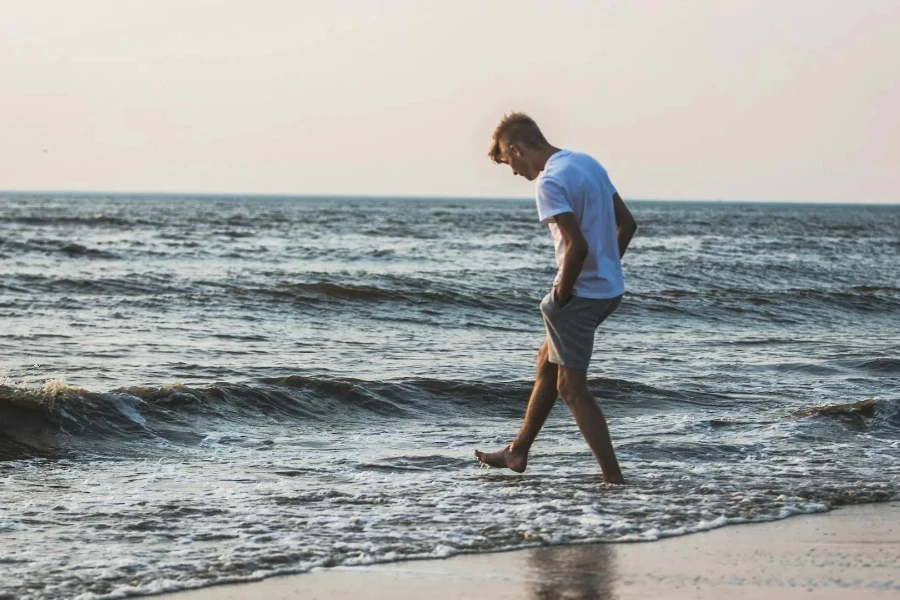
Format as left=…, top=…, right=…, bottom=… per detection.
left=535, top=149, right=625, bottom=299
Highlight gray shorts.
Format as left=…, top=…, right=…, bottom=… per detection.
left=540, top=292, right=623, bottom=370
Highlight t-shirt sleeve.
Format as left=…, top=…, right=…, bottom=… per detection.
left=535, top=177, right=572, bottom=224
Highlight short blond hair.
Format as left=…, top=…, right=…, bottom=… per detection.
left=488, top=112, right=550, bottom=163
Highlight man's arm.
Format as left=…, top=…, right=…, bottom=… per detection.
left=612, top=192, right=637, bottom=257
left=553, top=212, right=588, bottom=306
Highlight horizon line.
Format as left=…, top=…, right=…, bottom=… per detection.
left=1, top=189, right=898, bottom=206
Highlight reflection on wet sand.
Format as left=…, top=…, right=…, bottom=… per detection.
left=528, top=543, right=617, bottom=600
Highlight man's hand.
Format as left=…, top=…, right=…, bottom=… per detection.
left=612, top=192, right=637, bottom=257
left=553, top=212, right=588, bottom=304
left=553, top=286, right=571, bottom=307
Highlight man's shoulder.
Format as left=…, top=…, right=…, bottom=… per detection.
left=549, top=150, right=605, bottom=176
left=567, top=150, right=606, bottom=171
left=538, top=158, right=578, bottom=201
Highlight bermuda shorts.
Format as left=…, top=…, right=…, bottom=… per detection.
left=540, top=291, right=623, bottom=370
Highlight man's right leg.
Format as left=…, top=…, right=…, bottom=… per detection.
left=557, top=366, right=624, bottom=484
left=474, top=340, right=558, bottom=472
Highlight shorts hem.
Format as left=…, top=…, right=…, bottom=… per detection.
left=547, top=356, right=590, bottom=370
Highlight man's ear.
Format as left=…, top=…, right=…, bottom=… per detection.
left=507, top=144, right=521, bottom=158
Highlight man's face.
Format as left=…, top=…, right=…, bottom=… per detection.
left=500, top=142, right=538, bottom=181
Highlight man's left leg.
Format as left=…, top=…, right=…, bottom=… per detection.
left=474, top=340, right=558, bottom=472
left=557, top=366, right=624, bottom=484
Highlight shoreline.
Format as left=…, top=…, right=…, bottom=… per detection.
left=156, top=500, right=900, bottom=599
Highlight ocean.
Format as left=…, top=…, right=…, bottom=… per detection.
left=1, top=193, right=898, bottom=599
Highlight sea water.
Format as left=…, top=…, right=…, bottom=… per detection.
left=1, top=194, right=898, bottom=599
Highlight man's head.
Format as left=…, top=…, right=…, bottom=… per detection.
left=488, top=112, right=554, bottom=181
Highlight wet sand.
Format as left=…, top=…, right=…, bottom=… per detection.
left=157, top=501, right=899, bottom=599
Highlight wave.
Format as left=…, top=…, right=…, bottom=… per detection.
left=625, top=285, right=900, bottom=319
left=791, top=398, right=900, bottom=430
left=0, top=237, right=119, bottom=259
left=0, top=375, right=747, bottom=459
left=7, top=271, right=898, bottom=323
left=630, top=285, right=900, bottom=302
left=1, top=273, right=178, bottom=297
left=59, top=242, right=118, bottom=258
left=238, top=281, right=504, bottom=308
left=791, top=399, right=877, bottom=418
left=194, top=280, right=900, bottom=317
left=9, top=371, right=894, bottom=462
left=0, top=273, right=529, bottom=311
left=852, top=357, right=900, bottom=374
left=0, top=215, right=136, bottom=227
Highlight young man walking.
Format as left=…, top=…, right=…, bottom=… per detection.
left=475, top=112, right=637, bottom=484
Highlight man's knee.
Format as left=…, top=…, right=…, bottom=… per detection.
left=536, top=343, right=557, bottom=379
left=557, top=367, right=589, bottom=405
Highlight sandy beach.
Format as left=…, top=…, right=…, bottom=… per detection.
left=156, top=501, right=899, bottom=599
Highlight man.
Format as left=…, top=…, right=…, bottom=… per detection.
left=474, top=112, right=637, bottom=484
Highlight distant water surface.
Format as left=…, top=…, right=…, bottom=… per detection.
left=1, top=193, right=898, bottom=599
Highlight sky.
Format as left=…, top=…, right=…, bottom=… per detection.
left=2, top=0, right=898, bottom=202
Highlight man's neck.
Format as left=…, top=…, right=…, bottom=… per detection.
left=534, top=146, right=562, bottom=174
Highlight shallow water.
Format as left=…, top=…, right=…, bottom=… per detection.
left=1, top=194, right=898, bottom=599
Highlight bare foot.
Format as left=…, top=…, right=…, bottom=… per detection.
left=474, top=444, right=527, bottom=473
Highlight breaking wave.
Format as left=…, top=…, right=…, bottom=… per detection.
left=2, top=376, right=896, bottom=460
